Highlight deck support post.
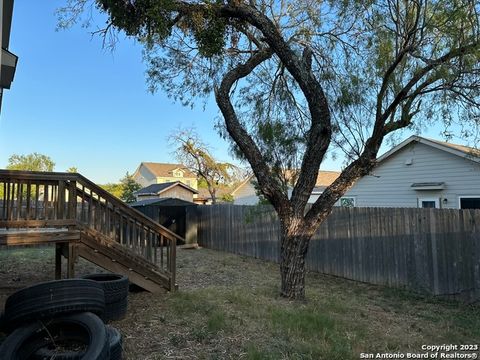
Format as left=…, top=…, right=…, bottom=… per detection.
left=67, top=242, right=77, bottom=278
left=55, top=243, right=62, bottom=279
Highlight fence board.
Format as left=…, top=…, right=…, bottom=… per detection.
left=197, top=205, right=480, bottom=300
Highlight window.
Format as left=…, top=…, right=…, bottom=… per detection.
left=173, top=170, right=183, bottom=178
left=340, top=197, right=355, bottom=207
left=459, top=196, right=480, bottom=209
left=418, top=197, right=439, bottom=208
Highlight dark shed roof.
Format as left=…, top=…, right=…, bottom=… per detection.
left=130, top=197, right=197, bottom=207
left=134, top=181, right=198, bottom=196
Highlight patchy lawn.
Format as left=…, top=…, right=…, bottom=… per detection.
left=0, top=246, right=479, bottom=359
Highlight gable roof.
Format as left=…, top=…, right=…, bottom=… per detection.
left=231, top=170, right=341, bottom=196
left=196, top=186, right=232, bottom=200
left=315, top=170, right=341, bottom=186
left=136, top=162, right=196, bottom=178
left=134, top=181, right=198, bottom=196
left=377, top=135, right=480, bottom=164
left=130, top=197, right=198, bottom=207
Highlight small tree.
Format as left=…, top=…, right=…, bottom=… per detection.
left=170, top=128, right=237, bottom=204
left=120, top=172, right=141, bottom=203
left=101, top=183, right=123, bottom=199
left=66, top=166, right=78, bottom=173
left=7, top=153, right=55, bottom=172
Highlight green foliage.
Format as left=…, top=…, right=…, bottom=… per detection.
left=187, top=4, right=226, bottom=58
left=119, top=172, right=141, bottom=203
left=6, top=153, right=55, bottom=172
left=170, top=128, right=239, bottom=204
left=270, top=307, right=335, bottom=339
left=96, top=0, right=174, bottom=40
left=101, top=182, right=123, bottom=198
left=219, top=193, right=234, bottom=203
left=197, top=177, right=209, bottom=189
left=66, top=166, right=78, bottom=173
left=206, top=309, right=227, bottom=333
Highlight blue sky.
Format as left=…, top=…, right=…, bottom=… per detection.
left=0, top=1, right=458, bottom=184
left=0, top=1, right=234, bottom=184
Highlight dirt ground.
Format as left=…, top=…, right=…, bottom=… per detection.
left=0, top=246, right=479, bottom=359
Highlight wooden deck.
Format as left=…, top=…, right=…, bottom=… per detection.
left=0, top=170, right=183, bottom=293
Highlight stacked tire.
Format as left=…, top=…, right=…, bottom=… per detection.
left=0, top=274, right=128, bottom=359
left=81, top=274, right=129, bottom=322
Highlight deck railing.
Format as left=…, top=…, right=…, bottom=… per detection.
left=0, top=170, right=180, bottom=286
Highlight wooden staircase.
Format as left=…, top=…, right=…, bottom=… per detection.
left=0, top=170, right=182, bottom=293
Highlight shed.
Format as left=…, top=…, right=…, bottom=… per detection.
left=130, top=198, right=197, bottom=245
left=134, top=181, right=198, bottom=203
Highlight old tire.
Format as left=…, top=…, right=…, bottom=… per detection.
left=81, top=273, right=129, bottom=303
left=82, top=273, right=129, bottom=322
left=107, top=326, right=123, bottom=360
left=0, top=312, right=109, bottom=360
left=103, top=296, right=128, bottom=322
left=3, top=279, right=105, bottom=329
left=0, top=311, right=6, bottom=332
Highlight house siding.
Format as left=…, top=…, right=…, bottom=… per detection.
left=133, top=164, right=198, bottom=190
left=345, top=142, right=480, bottom=209
left=134, top=166, right=157, bottom=188
left=155, top=176, right=198, bottom=190
left=233, top=181, right=259, bottom=205
left=137, top=186, right=195, bottom=203
left=233, top=180, right=295, bottom=205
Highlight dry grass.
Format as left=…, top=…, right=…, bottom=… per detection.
left=0, top=246, right=479, bottom=359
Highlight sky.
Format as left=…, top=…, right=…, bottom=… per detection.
left=0, top=1, right=462, bottom=185
left=0, top=1, right=234, bottom=184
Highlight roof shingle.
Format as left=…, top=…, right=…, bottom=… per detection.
left=134, top=181, right=198, bottom=196
left=140, top=162, right=196, bottom=178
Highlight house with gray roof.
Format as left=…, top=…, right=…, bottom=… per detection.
left=231, top=170, right=341, bottom=205
left=343, top=135, right=480, bottom=209
left=133, top=181, right=198, bottom=203
left=133, top=162, right=198, bottom=190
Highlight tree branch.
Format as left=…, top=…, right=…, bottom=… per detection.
left=215, top=48, right=292, bottom=214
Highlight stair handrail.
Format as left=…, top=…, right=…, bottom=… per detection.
left=74, top=173, right=183, bottom=243
left=0, top=169, right=179, bottom=290
left=0, top=169, right=183, bottom=242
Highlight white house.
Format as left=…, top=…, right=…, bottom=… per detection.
left=232, top=170, right=340, bottom=205
left=343, top=135, right=480, bottom=209
left=132, top=162, right=198, bottom=190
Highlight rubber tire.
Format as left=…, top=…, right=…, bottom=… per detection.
left=3, top=279, right=105, bottom=330
left=81, top=273, right=129, bottom=303
left=0, top=311, right=6, bottom=332
left=103, top=297, right=128, bottom=322
left=0, top=312, right=109, bottom=360
left=32, top=331, right=88, bottom=359
left=107, top=326, right=123, bottom=360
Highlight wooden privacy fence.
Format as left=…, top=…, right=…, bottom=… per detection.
left=197, top=205, right=480, bottom=300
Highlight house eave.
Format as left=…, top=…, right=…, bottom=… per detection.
left=376, top=135, right=480, bottom=165
left=1, top=47, right=18, bottom=89
left=411, top=182, right=445, bottom=190
left=2, top=0, right=14, bottom=49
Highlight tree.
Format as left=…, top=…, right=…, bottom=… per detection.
left=119, top=172, right=141, bottom=203
left=170, top=128, right=237, bottom=204
left=101, top=183, right=123, bottom=198
left=60, top=0, right=480, bottom=299
left=7, top=153, right=55, bottom=172
left=66, top=166, right=78, bottom=173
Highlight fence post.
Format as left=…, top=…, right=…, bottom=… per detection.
left=170, top=237, right=177, bottom=291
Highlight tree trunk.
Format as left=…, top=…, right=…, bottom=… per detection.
left=208, top=186, right=216, bottom=204
left=280, top=230, right=312, bottom=300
